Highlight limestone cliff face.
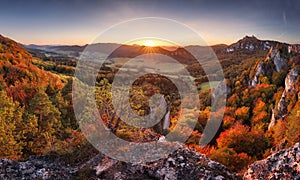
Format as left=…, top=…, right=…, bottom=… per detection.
left=268, top=68, right=299, bottom=129
left=285, top=68, right=299, bottom=92
left=251, top=62, right=264, bottom=87
left=250, top=47, right=288, bottom=87
left=248, top=43, right=299, bottom=129
left=243, top=142, right=300, bottom=179
left=273, top=50, right=288, bottom=72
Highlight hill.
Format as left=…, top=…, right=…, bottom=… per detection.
left=0, top=34, right=77, bottom=159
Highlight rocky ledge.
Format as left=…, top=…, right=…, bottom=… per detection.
left=0, top=146, right=239, bottom=180
left=88, top=147, right=239, bottom=180
left=2, top=142, right=300, bottom=180
left=244, top=142, right=300, bottom=179
left=0, top=156, right=77, bottom=179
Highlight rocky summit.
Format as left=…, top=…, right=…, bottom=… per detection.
left=244, top=142, right=300, bottom=179
left=0, top=146, right=239, bottom=180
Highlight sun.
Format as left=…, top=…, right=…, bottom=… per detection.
left=144, top=40, right=155, bottom=47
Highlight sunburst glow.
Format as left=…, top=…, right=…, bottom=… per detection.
left=144, top=40, right=155, bottom=47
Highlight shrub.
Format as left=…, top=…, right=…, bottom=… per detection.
left=210, top=147, right=252, bottom=172
left=216, top=122, right=267, bottom=157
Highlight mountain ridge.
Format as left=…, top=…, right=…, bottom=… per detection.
left=22, top=35, right=300, bottom=58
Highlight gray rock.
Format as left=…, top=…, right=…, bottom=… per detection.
left=273, top=51, right=287, bottom=72
left=0, top=145, right=239, bottom=179
left=0, top=156, right=77, bottom=180
left=244, top=142, right=300, bottom=179
left=88, top=146, right=239, bottom=180
left=269, top=67, right=299, bottom=129
left=250, top=47, right=288, bottom=88
left=212, top=81, right=230, bottom=99
left=251, top=62, right=264, bottom=87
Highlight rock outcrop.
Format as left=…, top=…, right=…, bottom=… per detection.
left=244, top=142, right=300, bottom=179
left=0, top=147, right=239, bottom=179
left=250, top=47, right=288, bottom=87
left=224, top=35, right=291, bottom=54
left=251, top=62, right=264, bottom=87
left=226, top=35, right=272, bottom=53
left=0, top=156, right=77, bottom=180
left=272, top=50, right=287, bottom=72
left=89, top=147, right=239, bottom=180
left=212, top=81, right=231, bottom=99
left=268, top=68, right=299, bottom=129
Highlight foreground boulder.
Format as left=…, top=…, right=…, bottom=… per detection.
left=244, top=142, right=300, bottom=179
left=0, top=156, right=77, bottom=179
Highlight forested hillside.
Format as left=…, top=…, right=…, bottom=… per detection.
left=0, top=35, right=82, bottom=160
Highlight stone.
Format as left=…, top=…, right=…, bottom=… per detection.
left=268, top=67, right=299, bottom=129
left=0, top=156, right=77, bottom=180
left=244, top=143, right=300, bottom=179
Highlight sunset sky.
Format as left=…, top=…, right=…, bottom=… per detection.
left=1, top=0, right=299, bottom=45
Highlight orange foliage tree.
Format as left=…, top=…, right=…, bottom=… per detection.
left=216, top=122, right=267, bottom=157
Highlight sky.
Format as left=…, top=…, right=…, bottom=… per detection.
left=0, top=0, right=299, bottom=46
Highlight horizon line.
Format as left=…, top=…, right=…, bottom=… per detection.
left=2, top=33, right=299, bottom=47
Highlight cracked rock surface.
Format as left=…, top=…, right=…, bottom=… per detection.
left=244, top=142, right=300, bottom=180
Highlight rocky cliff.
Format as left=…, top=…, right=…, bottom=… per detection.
left=247, top=42, right=300, bottom=129
left=250, top=47, right=288, bottom=87
left=244, top=142, right=300, bottom=179
left=268, top=67, right=299, bottom=129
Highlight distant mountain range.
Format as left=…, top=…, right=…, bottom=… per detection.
left=23, top=36, right=300, bottom=60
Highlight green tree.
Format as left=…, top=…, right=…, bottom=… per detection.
left=0, top=90, right=23, bottom=159
left=272, top=70, right=287, bottom=87
left=285, top=102, right=300, bottom=146
left=20, top=112, right=39, bottom=156
left=28, top=89, right=61, bottom=154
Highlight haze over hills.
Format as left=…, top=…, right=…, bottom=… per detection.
left=23, top=35, right=300, bottom=85
left=23, top=35, right=300, bottom=55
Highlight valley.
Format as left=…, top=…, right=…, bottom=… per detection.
left=0, top=34, right=300, bottom=179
